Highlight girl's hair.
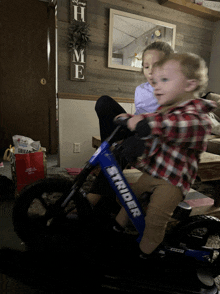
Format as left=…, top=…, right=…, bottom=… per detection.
left=153, top=53, right=209, bottom=96
left=142, top=41, right=174, bottom=68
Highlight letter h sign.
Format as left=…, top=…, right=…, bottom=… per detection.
left=70, top=0, right=87, bottom=81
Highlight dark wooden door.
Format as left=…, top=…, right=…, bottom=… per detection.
left=0, top=0, right=57, bottom=155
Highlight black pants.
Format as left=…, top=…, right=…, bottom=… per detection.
left=95, top=95, right=127, bottom=142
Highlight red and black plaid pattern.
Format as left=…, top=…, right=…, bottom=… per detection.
left=135, top=99, right=216, bottom=196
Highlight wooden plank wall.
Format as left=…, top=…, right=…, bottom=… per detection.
left=57, top=0, right=214, bottom=101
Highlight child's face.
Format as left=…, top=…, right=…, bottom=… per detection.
left=152, top=60, right=190, bottom=106
left=143, top=50, right=165, bottom=87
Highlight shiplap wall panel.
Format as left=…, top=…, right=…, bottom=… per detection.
left=58, top=66, right=142, bottom=97
left=57, top=0, right=214, bottom=100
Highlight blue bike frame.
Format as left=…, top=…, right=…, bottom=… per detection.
left=89, top=140, right=145, bottom=241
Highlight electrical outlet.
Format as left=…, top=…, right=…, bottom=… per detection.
left=74, top=143, right=80, bottom=153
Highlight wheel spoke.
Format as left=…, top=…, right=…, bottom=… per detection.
left=38, top=194, right=49, bottom=209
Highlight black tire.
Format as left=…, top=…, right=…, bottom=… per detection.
left=12, top=176, right=79, bottom=250
left=166, top=215, right=220, bottom=249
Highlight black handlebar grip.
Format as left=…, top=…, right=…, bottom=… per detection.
left=114, top=116, right=129, bottom=127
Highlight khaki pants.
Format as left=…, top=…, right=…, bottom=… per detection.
left=116, top=172, right=183, bottom=254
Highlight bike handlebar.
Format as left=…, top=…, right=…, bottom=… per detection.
left=113, top=116, right=130, bottom=128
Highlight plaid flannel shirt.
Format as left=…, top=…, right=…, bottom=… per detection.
left=135, top=98, right=216, bottom=196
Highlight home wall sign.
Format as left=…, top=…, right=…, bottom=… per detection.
left=69, top=0, right=88, bottom=81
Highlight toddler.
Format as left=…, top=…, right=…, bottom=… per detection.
left=115, top=53, right=216, bottom=256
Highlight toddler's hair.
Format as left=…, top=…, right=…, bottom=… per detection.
left=153, top=52, right=208, bottom=96
left=142, top=41, right=174, bottom=68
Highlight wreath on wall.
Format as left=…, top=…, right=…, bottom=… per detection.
left=68, top=21, right=91, bottom=51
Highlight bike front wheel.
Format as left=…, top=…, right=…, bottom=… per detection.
left=13, top=176, right=80, bottom=251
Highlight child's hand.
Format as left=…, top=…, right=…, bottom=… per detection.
left=127, top=115, right=143, bottom=131
left=114, top=113, right=143, bottom=131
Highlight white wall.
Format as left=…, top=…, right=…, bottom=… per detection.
left=59, top=99, right=135, bottom=168
left=208, top=20, right=220, bottom=94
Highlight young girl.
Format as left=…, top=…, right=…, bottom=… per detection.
left=134, top=41, right=174, bottom=114
left=115, top=53, right=216, bottom=256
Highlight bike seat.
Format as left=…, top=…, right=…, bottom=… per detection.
left=140, top=192, right=192, bottom=220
